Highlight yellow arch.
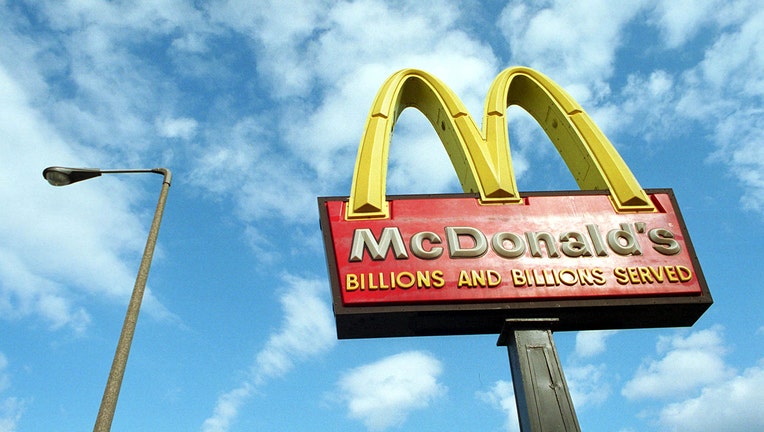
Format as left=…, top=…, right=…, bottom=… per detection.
left=347, top=67, right=655, bottom=219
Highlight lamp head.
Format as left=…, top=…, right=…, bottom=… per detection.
left=42, top=167, right=102, bottom=186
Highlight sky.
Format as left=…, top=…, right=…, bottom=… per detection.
left=1, top=0, right=763, bottom=431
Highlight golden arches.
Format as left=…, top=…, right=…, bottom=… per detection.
left=347, top=67, right=655, bottom=219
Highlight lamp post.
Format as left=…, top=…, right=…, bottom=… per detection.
left=43, top=166, right=172, bottom=432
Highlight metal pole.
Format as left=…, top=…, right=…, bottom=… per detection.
left=497, top=319, right=580, bottom=432
left=93, top=169, right=171, bottom=432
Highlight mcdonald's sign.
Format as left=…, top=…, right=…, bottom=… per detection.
left=319, top=67, right=711, bottom=339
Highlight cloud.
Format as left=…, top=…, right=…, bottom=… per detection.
left=252, top=275, right=337, bottom=382
left=658, top=361, right=764, bottom=431
left=622, top=326, right=734, bottom=400
left=499, top=1, right=764, bottom=218
left=200, top=383, right=253, bottom=432
left=0, top=355, right=8, bottom=395
left=184, top=0, right=504, bottom=229
left=603, top=3, right=764, bottom=215
left=0, top=354, right=24, bottom=432
left=565, top=363, right=610, bottom=408
left=336, top=351, right=445, bottom=431
left=190, top=117, right=321, bottom=226
left=558, top=331, right=616, bottom=410
left=620, top=326, right=764, bottom=430
left=201, top=275, right=336, bottom=432
left=650, top=0, right=744, bottom=48
left=476, top=380, right=520, bottom=432
left=499, top=0, right=644, bottom=104
left=3, top=1, right=212, bottom=161
left=575, top=330, right=618, bottom=358
left=0, top=397, right=23, bottom=432
left=209, top=0, right=331, bottom=98
left=692, top=7, right=764, bottom=213
left=156, top=117, right=198, bottom=140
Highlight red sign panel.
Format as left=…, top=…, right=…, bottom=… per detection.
left=323, top=192, right=700, bottom=304
left=318, top=190, right=711, bottom=338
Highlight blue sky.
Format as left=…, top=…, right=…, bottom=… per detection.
left=1, top=0, right=763, bottom=431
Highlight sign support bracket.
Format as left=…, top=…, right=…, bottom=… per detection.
left=497, top=319, right=581, bottom=432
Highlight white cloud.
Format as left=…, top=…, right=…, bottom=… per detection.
left=650, top=0, right=753, bottom=49
left=499, top=0, right=644, bottom=105
left=650, top=0, right=727, bottom=48
left=337, top=351, right=445, bottom=431
left=253, top=275, right=336, bottom=383
left=658, top=361, right=764, bottom=431
left=566, top=363, right=610, bottom=408
left=156, top=117, right=198, bottom=140
left=477, top=380, right=520, bottom=432
left=565, top=332, right=615, bottom=410
left=190, top=117, right=321, bottom=225
left=201, top=275, right=336, bottom=432
left=2, top=2, right=210, bottom=159
left=620, top=327, right=764, bottom=431
left=209, top=0, right=332, bottom=98
left=200, top=383, right=254, bottom=432
left=575, top=330, right=617, bottom=358
left=385, top=114, right=465, bottom=195
left=0, top=397, right=23, bottom=432
left=0, top=354, right=24, bottom=432
left=0, top=355, right=8, bottom=394
left=498, top=1, right=764, bottom=218
left=608, top=70, right=680, bottom=142
left=622, top=326, right=734, bottom=400
left=196, top=0, right=502, bottom=220
left=690, top=7, right=764, bottom=212
left=275, top=0, right=499, bottom=199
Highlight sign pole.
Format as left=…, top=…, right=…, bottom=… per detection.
left=497, top=319, right=580, bottom=432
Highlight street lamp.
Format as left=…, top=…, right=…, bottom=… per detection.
left=43, top=166, right=172, bottom=432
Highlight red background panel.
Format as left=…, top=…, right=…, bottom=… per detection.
left=323, top=193, right=703, bottom=306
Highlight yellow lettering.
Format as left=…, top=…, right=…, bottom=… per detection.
left=368, top=273, right=379, bottom=290
left=471, top=270, right=486, bottom=287
left=458, top=270, right=472, bottom=288
left=396, top=271, right=415, bottom=289
left=665, top=266, right=679, bottom=282
left=649, top=266, right=665, bottom=282
left=346, top=274, right=359, bottom=291
left=377, top=272, right=390, bottom=290
left=613, top=267, right=629, bottom=284
left=512, top=269, right=526, bottom=287
left=431, top=270, right=445, bottom=288
left=627, top=267, right=641, bottom=283
left=559, top=269, right=577, bottom=286
left=591, top=268, right=606, bottom=285
left=677, top=265, right=693, bottom=282
left=532, top=269, right=545, bottom=286
left=543, top=269, right=557, bottom=286
left=578, top=268, right=595, bottom=285
left=487, top=270, right=502, bottom=287
left=638, top=266, right=654, bottom=283
left=416, top=271, right=431, bottom=288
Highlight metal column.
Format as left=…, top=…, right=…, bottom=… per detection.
left=497, top=319, right=580, bottom=432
